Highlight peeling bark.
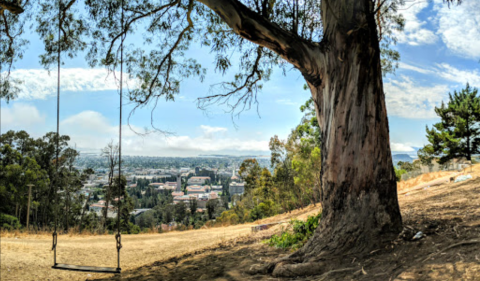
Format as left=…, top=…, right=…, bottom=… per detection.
left=272, top=0, right=402, bottom=275
left=200, top=1, right=402, bottom=269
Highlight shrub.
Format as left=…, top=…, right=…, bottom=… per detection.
left=216, top=210, right=240, bottom=225
left=394, top=167, right=407, bottom=182
left=0, top=213, right=21, bottom=230
left=176, top=224, right=188, bottom=231
left=126, top=222, right=141, bottom=234
left=249, top=200, right=277, bottom=221
left=266, top=213, right=321, bottom=250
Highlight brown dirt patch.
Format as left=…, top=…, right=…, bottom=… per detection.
left=397, top=171, right=458, bottom=192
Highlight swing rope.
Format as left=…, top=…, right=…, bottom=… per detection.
left=51, top=0, right=123, bottom=273
left=115, top=0, right=125, bottom=271
left=52, top=0, right=61, bottom=264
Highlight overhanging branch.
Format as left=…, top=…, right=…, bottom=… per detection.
left=196, top=0, right=320, bottom=73
left=197, top=46, right=264, bottom=117
left=0, top=1, right=24, bottom=15
left=105, top=0, right=181, bottom=62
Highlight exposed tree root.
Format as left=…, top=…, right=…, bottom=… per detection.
left=422, top=239, right=480, bottom=262
left=316, top=267, right=358, bottom=281
left=272, top=261, right=327, bottom=277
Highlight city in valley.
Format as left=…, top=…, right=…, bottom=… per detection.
left=77, top=155, right=252, bottom=228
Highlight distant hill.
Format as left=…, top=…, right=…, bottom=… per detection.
left=393, top=154, right=414, bottom=165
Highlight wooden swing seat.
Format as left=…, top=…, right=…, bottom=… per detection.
left=52, top=263, right=121, bottom=274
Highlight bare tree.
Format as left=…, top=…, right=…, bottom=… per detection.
left=100, top=140, right=119, bottom=231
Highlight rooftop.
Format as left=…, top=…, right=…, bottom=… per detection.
left=149, top=182, right=164, bottom=186
left=187, top=185, right=206, bottom=192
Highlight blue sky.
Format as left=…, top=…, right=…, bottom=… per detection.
left=2, top=0, right=480, bottom=156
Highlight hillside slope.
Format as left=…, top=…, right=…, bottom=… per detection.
left=95, top=170, right=480, bottom=281
left=0, top=207, right=320, bottom=281
left=3, top=167, right=480, bottom=281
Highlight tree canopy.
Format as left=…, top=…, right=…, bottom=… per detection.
left=0, top=0, right=416, bottom=115
left=420, top=83, right=480, bottom=164
left=0, top=130, right=92, bottom=230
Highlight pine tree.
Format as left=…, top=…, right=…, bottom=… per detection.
left=422, top=84, right=480, bottom=164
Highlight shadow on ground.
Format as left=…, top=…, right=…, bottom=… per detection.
left=92, top=178, right=480, bottom=281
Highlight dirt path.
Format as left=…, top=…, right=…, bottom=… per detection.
left=398, top=173, right=459, bottom=195
left=397, top=171, right=458, bottom=192
left=94, top=176, right=480, bottom=281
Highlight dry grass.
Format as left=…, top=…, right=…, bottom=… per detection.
left=397, top=164, right=480, bottom=193
left=0, top=227, right=103, bottom=239
left=0, top=206, right=321, bottom=281
left=0, top=224, right=254, bottom=281
left=88, top=175, right=480, bottom=281
left=0, top=225, right=166, bottom=239
left=5, top=165, right=480, bottom=281
left=397, top=171, right=458, bottom=192
left=255, top=204, right=320, bottom=225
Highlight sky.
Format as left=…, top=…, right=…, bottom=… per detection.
left=1, top=0, right=480, bottom=157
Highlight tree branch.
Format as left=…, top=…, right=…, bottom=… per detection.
left=196, top=0, right=321, bottom=73
left=1, top=9, right=13, bottom=41
left=0, top=1, right=24, bottom=15
left=105, top=0, right=180, bottom=60
left=197, top=46, right=264, bottom=116
left=59, top=0, right=77, bottom=43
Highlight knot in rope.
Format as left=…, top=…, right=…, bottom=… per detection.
left=52, top=232, right=58, bottom=251
left=115, top=233, right=122, bottom=251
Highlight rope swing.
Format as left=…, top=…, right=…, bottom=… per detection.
left=51, top=0, right=124, bottom=274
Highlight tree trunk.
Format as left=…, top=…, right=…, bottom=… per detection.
left=103, top=198, right=110, bottom=231
left=65, top=189, right=69, bottom=232
left=271, top=0, right=402, bottom=276
left=467, top=127, right=471, bottom=160
left=79, top=194, right=91, bottom=233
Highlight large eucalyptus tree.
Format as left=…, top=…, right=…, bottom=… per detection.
left=0, top=0, right=461, bottom=276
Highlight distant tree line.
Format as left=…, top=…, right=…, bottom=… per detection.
left=0, top=131, right=94, bottom=231
left=218, top=99, right=322, bottom=224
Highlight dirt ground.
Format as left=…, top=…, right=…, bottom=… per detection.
left=397, top=171, right=458, bottom=192
left=0, top=205, right=319, bottom=281
left=3, top=171, right=480, bottom=280
left=0, top=224, right=255, bottom=281
left=94, top=171, right=480, bottom=281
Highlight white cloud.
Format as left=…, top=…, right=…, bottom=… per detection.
left=434, top=63, right=480, bottom=87
left=276, top=99, right=298, bottom=106
left=391, top=142, right=415, bottom=152
left=6, top=68, right=139, bottom=100
left=60, top=111, right=268, bottom=156
left=386, top=62, right=480, bottom=119
left=398, top=62, right=433, bottom=75
left=384, top=75, right=449, bottom=119
left=199, top=125, right=228, bottom=139
left=2, top=103, right=46, bottom=129
left=434, top=0, right=480, bottom=59
left=398, top=62, right=480, bottom=88
left=200, top=125, right=227, bottom=134
left=397, top=2, right=438, bottom=46
left=62, top=111, right=114, bottom=135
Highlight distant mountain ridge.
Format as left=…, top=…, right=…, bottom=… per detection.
left=392, top=154, right=414, bottom=165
